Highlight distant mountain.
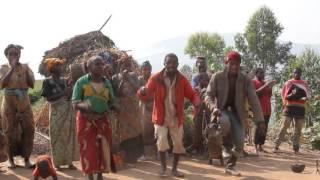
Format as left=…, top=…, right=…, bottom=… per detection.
left=137, top=34, right=320, bottom=72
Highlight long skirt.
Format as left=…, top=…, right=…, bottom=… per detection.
left=1, top=94, right=34, bottom=159
left=118, top=97, right=143, bottom=163
left=76, top=112, right=113, bottom=174
left=49, top=99, right=79, bottom=166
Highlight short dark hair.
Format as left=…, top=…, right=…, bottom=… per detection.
left=196, top=56, right=206, bottom=64
left=255, top=67, right=264, bottom=75
left=294, top=67, right=302, bottom=73
left=4, top=44, right=23, bottom=56
left=141, top=60, right=152, bottom=69
left=164, top=53, right=178, bottom=63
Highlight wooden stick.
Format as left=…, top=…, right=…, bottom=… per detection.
left=99, top=14, right=112, bottom=32
left=35, top=131, right=50, bottom=140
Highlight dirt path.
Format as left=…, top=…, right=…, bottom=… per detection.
left=1, top=142, right=320, bottom=180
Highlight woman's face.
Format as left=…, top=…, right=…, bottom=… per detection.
left=6, top=48, right=20, bottom=65
left=142, top=65, right=152, bottom=78
left=51, top=64, right=63, bottom=76
left=89, top=58, right=104, bottom=77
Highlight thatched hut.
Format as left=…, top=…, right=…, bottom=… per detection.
left=38, top=30, right=139, bottom=78
left=36, top=31, right=140, bottom=129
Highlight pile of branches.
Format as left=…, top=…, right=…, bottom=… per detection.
left=38, top=31, right=116, bottom=77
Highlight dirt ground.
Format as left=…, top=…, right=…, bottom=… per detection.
left=1, top=142, right=319, bottom=180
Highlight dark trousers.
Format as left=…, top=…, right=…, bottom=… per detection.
left=254, top=115, right=270, bottom=145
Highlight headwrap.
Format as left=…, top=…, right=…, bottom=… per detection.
left=4, top=44, right=23, bottom=56
left=87, top=55, right=103, bottom=68
left=225, top=51, right=241, bottom=64
left=44, top=58, right=66, bottom=71
left=98, top=51, right=113, bottom=64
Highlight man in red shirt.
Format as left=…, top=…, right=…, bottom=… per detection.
left=138, top=53, right=200, bottom=178
left=252, top=68, right=276, bottom=153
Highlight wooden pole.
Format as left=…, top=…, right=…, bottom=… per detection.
left=98, top=14, right=112, bottom=32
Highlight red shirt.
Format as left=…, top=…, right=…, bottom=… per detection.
left=252, top=79, right=272, bottom=116
left=137, top=69, right=200, bottom=127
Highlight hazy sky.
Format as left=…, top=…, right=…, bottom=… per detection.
left=1, top=0, right=319, bottom=78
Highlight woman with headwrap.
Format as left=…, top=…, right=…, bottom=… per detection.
left=72, top=55, right=115, bottom=180
left=40, top=58, right=79, bottom=170
left=112, top=59, right=143, bottom=164
left=0, top=44, right=35, bottom=168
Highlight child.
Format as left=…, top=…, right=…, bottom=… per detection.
left=33, top=155, right=58, bottom=180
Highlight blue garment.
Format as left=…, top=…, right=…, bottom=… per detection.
left=4, top=88, right=28, bottom=101
left=191, top=74, right=200, bottom=88
left=220, top=111, right=245, bottom=168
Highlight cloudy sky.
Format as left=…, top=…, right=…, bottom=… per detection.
left=1, top=0, right=319, bottom=78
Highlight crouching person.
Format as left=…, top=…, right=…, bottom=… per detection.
left=72, top=56, right=115, bottom=180
left=137, top=53, right=200, bottom=177
left=205, top=51, right=265, bottom=176
left=33, top=155, right=57, bottom=180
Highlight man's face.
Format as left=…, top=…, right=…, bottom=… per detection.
left=293, top=69, right=302, bottom=80
left=89, top=58, right=104, bottom=77
left=196, top=59, right=207, bottom=73
left=6, top=48, right=20, bottom=65
left=227, top=60, right=240, bottom=75
left=164, top=56, right=178, bottom=75
left=256, top=69, right=265, bottom=81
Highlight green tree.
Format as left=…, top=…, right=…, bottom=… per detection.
left=185, top=32, right=225, bottom=71
left=235, top=6, right=294, bottom=77
left=179, top=64, right=193, bottom=81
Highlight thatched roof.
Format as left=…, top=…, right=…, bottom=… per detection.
left=39, top=31, right=116, bottom=77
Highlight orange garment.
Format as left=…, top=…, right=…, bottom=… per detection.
left=33, top=155, right=57, bottom=178
left=137, top=69, right=200, bottom=127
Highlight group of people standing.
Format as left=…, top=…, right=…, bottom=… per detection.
left=0, top=43, right=310, bottom=179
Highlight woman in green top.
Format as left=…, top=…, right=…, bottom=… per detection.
left=72, top=56, right=115, bottom=180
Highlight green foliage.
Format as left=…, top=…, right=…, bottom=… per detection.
left=28, top=80, right=44, bottom=105
left=29, top=90, right=42, bottom=105
left=302, top=122, right=320, bottom=150
left=180, top=64, right=193, bottom=81
left=234, top=6, right=294, bottom=77
left=224, top=46, right=235, bottom=55
left=185, top=32, right=226, bottom=71
left=183, top=108, right=194, bottom=147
